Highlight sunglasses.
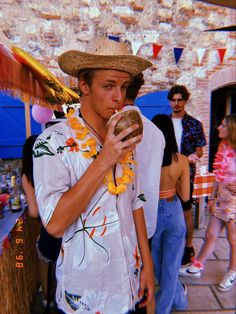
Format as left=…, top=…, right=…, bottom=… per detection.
left=170, top=98, right=184, bottom=103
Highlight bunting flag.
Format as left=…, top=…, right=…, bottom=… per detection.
left=217, top=48, right=226, bottom=64
left=174, top=47, right=184, bottom=64
left=196, top=48, right=207, bottom=65
left=131, top=40, right=143, bottom=55
left=108, top=35, right=120, bottom=42
left=152, top=44, right=163, bottom=59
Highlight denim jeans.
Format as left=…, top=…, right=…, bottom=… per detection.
left=151, top=196, right=188, bottom=314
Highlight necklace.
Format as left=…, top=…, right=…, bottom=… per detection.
left=79, top=111, right=104, bottom=143
left=67, top=111, right=136, bottom=195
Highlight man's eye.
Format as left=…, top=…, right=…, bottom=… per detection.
left=104, top=85, right=113, bottom=89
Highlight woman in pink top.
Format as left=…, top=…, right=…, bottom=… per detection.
left=180, top=114, right=236, bottom=292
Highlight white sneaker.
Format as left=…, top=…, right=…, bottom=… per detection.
left=217, top=270, right=236, bottom=292
left=179, top=264, right=201, bottom=278
left=179, top=259, right=204, bottom=278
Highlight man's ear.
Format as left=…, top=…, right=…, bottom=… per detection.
left=78, top=79, right=90, bottom=95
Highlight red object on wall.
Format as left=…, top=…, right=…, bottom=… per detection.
left=152, top=44, right=163, bottom=59
left=217, top=48, right=227, bottom=64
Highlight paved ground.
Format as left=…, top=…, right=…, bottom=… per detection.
left=170, top=211, right=236, bottom=314
left=31, top=209, right=236, bottom=314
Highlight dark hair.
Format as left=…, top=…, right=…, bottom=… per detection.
left=126, top=73, right=144, bottom=101
left=167, top=85, right=190, bottom=101
left=21, top=135, right=38, bottom=187
left=151, top=114, right=178, bottom=166
left=77, top=69, right=97, bottom=95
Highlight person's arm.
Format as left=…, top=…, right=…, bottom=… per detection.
left=188, top=146, right=203, bottom=164
left=188, top=119, right=206, bottom=163
left=21, top=174, right=39, bottom=218
left=38, top=115, right=142, bottom=238
left=195, top=146, right=203, bottom=158
left=208, top=181, right=218, bottom=213
left=177, top=155, right=190, bottom=202
left=132, top=207, right=154, bottom=308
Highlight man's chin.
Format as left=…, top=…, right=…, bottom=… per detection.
left=173, top=109, right=181, bottom=113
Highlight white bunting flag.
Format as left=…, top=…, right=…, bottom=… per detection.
left=196, top=48, right=206, bottom=65
left=131, top=40, right=143, bottom=55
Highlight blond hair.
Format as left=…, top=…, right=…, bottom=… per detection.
left=226, top=114, right=236, bottom=149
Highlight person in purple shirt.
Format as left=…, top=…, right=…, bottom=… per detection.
left=168, top=85, right=207, bottom=268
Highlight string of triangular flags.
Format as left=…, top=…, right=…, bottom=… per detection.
left=108, top=35, right=227, bottom=65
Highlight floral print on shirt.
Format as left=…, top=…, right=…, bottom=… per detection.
left=33, top=112, right=145, bottom=313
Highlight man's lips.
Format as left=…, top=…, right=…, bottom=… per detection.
left=109, top=107, right=122, bottom=113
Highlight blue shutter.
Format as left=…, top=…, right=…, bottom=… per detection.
left=0, top=92, right=42, bottom=158
left=135, top=90, right=171, bottom=120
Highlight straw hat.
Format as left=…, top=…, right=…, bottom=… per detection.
left=58, top=37, right=152, bottom=77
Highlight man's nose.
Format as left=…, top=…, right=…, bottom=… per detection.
left=113, top=87, right=124, bottom=102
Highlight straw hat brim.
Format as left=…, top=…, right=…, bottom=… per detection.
left=58, top=51, right=153, bottom=77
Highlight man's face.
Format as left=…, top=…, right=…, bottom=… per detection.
left=170, top=93, right=187, bottom=115
left=84, top=69, right=131, bottom=120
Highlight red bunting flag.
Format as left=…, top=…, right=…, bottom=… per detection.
left=217, top=48, right=226, bottom=64
left=152, top=44, right=163, bottom=59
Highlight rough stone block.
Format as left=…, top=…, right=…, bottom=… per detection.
left=212, top=285, right=236, bottom=309
left=181, top=286, right=220, bottom=311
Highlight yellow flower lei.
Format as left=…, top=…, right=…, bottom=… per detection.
left=67, top=110, right=136, bottom=195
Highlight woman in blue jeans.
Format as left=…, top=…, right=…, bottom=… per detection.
left=151, top=114, right=190, bottom=314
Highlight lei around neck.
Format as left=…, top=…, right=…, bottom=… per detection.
left=213, top=140, right=235, bottom=182
left=66, top=109, right=136, bottom=195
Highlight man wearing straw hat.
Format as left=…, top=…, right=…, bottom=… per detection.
left=33, top=37, right=154, bottom=314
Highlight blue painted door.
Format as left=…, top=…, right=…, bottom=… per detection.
left=136, top=90, right=171, bottom=120
left=0, top=92, right=42, bottom=159
left=0, top=90, right=171, bottom=158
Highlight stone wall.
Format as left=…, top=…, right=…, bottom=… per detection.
left=0, top=0, right=236, bottom=165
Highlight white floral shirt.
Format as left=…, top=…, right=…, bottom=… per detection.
left=33, top=112, right=145, bottom=314
left=125, top=106, right=165, bottom=238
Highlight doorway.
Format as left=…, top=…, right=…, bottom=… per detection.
left=209, top=84, right=236, bottom=171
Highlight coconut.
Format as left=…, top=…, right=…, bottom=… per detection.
left=110, top=109, right=143, bottom=141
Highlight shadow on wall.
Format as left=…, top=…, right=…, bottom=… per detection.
left=209, top=84, right=236, bottom=171
left=136, top=90, right=171, bottom=120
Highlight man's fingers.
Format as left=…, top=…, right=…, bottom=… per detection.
left=138, top=285, right=144, bottom=301
left=147, top=286, right=154, bottom=303
left=121, top=134, right=143, bottom=149
left=114, top=123, right=140, bottom=142
left=138, top=288, right=149, bottom=308
left=106, top=114, right=124, bottom=137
